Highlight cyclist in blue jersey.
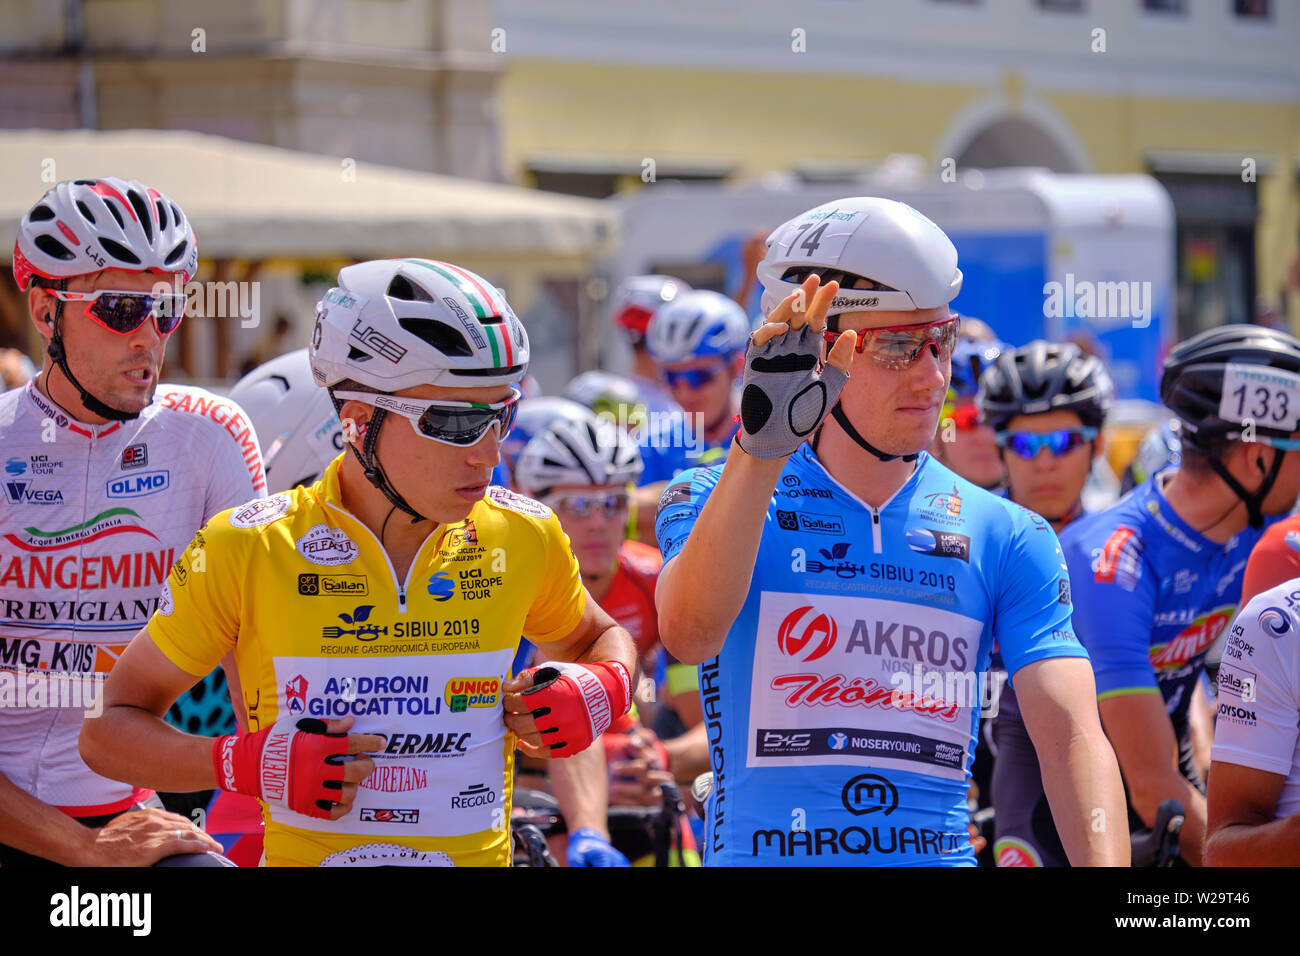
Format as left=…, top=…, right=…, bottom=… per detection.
left=654, top=197, right=1127, bottom=867
left=631, top=290, right=749, bottom=539
left=1061, top=324, right=1300, bottom=866
left=977, top=341, right=1114, bottom=866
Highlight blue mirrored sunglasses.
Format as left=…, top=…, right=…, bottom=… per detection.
left=996, top=427, right=1098, bottom=459
left=662, top=361, right=728, bottom=389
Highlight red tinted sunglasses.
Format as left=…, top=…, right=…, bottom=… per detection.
left=823, top=314, right=961, bottom=369
left=49, top=288, right=186, bottom=335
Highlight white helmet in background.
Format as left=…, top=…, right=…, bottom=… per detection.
left=757, top=197, right=962, bottom=319
left=514, top=407, right=643, bottom=498
left=645, top=289, right=750, bottom=365
left=565, top=370, right=644, bottom=411
left=229, top=348, right=342, bottom=492
left=500, top=395, right=593, bottom=483
left=309, top=258, right=529, bottom=391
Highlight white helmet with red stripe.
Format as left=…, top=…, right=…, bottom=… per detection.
left=12, top=177, right=198, bottom=290
left=309, top=258, right=530, bottom=391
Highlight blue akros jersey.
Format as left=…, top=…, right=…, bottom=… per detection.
left=656, top=445, right=1087, bottom=866
left=1059, top=472, right=1273, bottom=751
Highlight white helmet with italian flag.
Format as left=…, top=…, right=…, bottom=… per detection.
left=309, top=258, right=529, bottom=390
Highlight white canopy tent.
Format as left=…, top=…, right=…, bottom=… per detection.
left=0, top=129, right=616, bottom=384
left=0, top=128, right=616, bottom=259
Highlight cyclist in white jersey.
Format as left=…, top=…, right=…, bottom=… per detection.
left=0, top=177, right=263, bottom=866
left=1205, top=578, right=1300, bottom=863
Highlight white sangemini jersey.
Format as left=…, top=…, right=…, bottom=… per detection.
left=1213, top=583, right=1300, bottom=820
left=0, top=380, right=264, bottom=813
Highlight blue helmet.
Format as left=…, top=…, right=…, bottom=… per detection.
left=949, top=336, right=1009, bottom=399
left=645, top=290, right=750, bottom=364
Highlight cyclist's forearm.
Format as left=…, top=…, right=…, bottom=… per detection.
left=1040, top=727, right=1130, bottom=866
left=657, top=443, right=785, bottom=664
left=568, top=622, right=639, bottom=684
left=0, top=772, right=101, bottom=865
left=1205, top=811, right=1300, bottom=866
left=80, top=705, right=219, bottom=794
left=1129, top=770, right=1207, bottom=866
left=549, top=743, right=611, bottom=838
left=663, top=721, right=710, bottom=784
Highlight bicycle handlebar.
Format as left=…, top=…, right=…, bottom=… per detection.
left=1129, top=799, right=1185, bottom=867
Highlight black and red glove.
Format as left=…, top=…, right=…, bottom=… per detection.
left=517, top=661, right=631, bottom=758
left=212, top=717, right=348, bottom=819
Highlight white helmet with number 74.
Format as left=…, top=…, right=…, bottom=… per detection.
left=756, top=197, right=962, bottom=319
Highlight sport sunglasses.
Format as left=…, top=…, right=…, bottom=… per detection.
left=48, top=289, right=187, bottom=335
left=544, top=491, right=630, bottom=518
left=996, top=427, right=1099, bottom=459
left=332, top=385, right=521, bottom=447
left=823, top=314, right=961, bottom=370
left=662, top=360, right=730, bottom=389
left=1246, top=433, right=1300, bottom=451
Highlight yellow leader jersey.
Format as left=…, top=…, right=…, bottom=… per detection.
left=148, top=456, right=585, bottom=866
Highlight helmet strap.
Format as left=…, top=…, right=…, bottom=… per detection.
left=331, top=397, right=428, bottom=524
left=45, top=278, right=140, bottom=422
left=1205, top=443, right=1285, bottom=531
left=814, top=401, right=919, bottom=463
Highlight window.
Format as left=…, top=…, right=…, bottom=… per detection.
left=1142, top=0, right=1186, bottom=13
left=529, top=170, right=621, bottom=200
left=1036, top=0, right=1085, bottom=11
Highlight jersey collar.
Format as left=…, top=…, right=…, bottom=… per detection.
left=1147, top=468, right=1212, bottom=555
left=796, top=442, right=928, bottom=512
left=23, top=379, right=124, bottom=440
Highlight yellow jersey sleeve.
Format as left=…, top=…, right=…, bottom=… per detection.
left=147, top=511, right=247, bottom=677
left=521, top=510, right=586, bottom=645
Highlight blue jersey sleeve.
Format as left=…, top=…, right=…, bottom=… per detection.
left=1061, top=522, right=1160, bottom=700
left=653, top=465, right=721, bottom=563
left=994, top=504, right=1090, bottom=681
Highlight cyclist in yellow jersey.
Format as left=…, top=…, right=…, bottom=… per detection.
left=81, top=259, right=638, bottom=866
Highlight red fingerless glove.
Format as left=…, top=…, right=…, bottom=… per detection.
left=212, top=717, right=348, bottom=819
left=519, top=660, right=631, bottom=758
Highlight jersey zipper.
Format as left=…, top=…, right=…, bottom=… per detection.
left=323, top=501, right=441, bottom=615
left=869, top=506, right=882, bottom=554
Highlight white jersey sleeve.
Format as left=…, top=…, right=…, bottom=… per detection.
left=154, top=385, right=266, bottom=518
left=1212, top=584, right=1300, bottom=818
